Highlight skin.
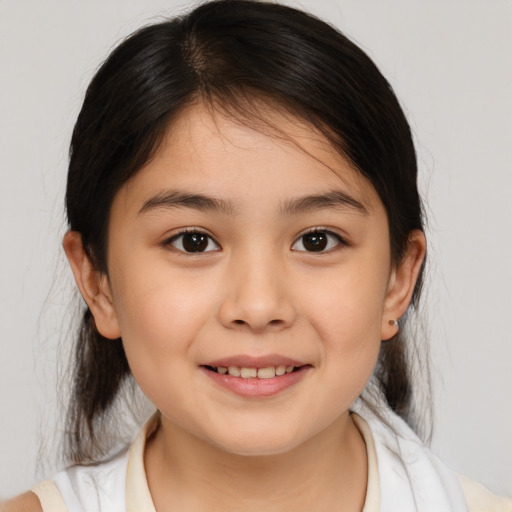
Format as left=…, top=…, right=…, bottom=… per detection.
left=14, top=104, right=424, bottom=512
left=0, top=492, right=42, bottom=512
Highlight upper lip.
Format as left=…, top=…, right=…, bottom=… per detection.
left=202, top=354, right=307, bottom=368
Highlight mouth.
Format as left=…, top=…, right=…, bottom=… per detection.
left=199, top=359, right=311, bottom=398
left=202, top=364, right=303, bottom=379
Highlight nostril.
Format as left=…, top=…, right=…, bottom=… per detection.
left=232, top=318, right=283, bottom=327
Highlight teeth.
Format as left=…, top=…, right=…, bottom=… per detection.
left=257, top=367, right=276, bottom=379
left=215, top=365, right=297, bottom=378
left=228, top=366, right=241, bottom=377
left=240, top=367, right=257, bottom=378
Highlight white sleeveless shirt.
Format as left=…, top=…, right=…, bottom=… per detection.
left=31, top=406, right=512, bottom=512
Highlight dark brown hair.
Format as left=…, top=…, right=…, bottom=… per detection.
left=65, top=0, right=426, bottom=462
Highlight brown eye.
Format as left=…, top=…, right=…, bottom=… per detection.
left=292, top=230, right=343, bottom=252
left=168, top=231, right=220, bottom=253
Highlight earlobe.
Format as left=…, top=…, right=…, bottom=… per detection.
left=63, top=231, right=121, bottom=340
left=381, top=230, right=426, bottom=340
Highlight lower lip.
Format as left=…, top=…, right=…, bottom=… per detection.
left=200, top=366, right=311, bottom=398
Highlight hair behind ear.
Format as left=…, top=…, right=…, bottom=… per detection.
left=65, top=308, right=130, bottom=463
left=375, top=333, right=410, bottom=417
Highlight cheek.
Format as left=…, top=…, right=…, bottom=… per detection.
left=109, top=260, right=216, bottom=370
left=111, top=277, right=211, bottom=412
left=297, top=260, right=387, bottom=395
left=302, top=260, right=389, bottom=342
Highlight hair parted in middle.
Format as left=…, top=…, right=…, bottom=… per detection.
left=65, top=0, right=427, bottom=463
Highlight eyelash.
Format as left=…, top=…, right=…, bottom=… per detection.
left=164, top=228, right=348, bottom=254
left=165, top=229, right=220, bottom=254
left=291, top=228, right=348, bottom=253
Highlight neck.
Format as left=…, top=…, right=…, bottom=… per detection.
left=144, top=412, right=368, bottom=512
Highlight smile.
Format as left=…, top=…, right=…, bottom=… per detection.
left=204, top=365, right=298, bottom=378
left=200, top=360, right=311, bottom=398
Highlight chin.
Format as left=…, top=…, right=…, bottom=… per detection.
left=220, top=442, right=300, bottom=458
left=205, top=427, right=307, bottom=457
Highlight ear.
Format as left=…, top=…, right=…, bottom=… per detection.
left=63, top=231, right=121, bottom=340
left=381, top=230, right=426, bottom=340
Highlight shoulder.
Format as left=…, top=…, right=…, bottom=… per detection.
left=0, top=449, right=131, bottom=512
left=0, top=491, right=43, bottom=512
left=457, top=474, right=512, bottom=512
left=50, top=449, right=129, bottom=511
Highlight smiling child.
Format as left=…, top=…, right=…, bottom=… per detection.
left=3, top=1, right=511, bottom=511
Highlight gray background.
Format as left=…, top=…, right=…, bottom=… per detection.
left=1, top=0, right=511, bottom=498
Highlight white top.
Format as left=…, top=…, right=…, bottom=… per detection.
left=32, top=407, right=512, bottom=512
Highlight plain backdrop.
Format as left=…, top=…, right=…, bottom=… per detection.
left=1, top=0, right=511, bottom=499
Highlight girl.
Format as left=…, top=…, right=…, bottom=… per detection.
left=3, top=1, right=510, bottom=510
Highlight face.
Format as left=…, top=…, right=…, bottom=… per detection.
left=89, top=104, right=414, bottom=456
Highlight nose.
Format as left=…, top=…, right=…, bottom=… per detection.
left=217, top=252, right=296, bottom=333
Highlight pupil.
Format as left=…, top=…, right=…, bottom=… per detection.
left=303, top=232, right=327, bottom=252
left=183, top=233, right=208, bottom=252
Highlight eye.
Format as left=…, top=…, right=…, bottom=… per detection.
left=292, top=230, right=344, bottom=253
left=166, top=230, right=220, bottom=253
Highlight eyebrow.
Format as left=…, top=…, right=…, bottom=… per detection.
left=280, top=190, right=370, bottom=216
left=139, top=189, right=369, bottom=216
left=139, top=190, right=238, bottom=215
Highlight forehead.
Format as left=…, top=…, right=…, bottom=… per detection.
left=117, top=102, right=381, bottom=214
